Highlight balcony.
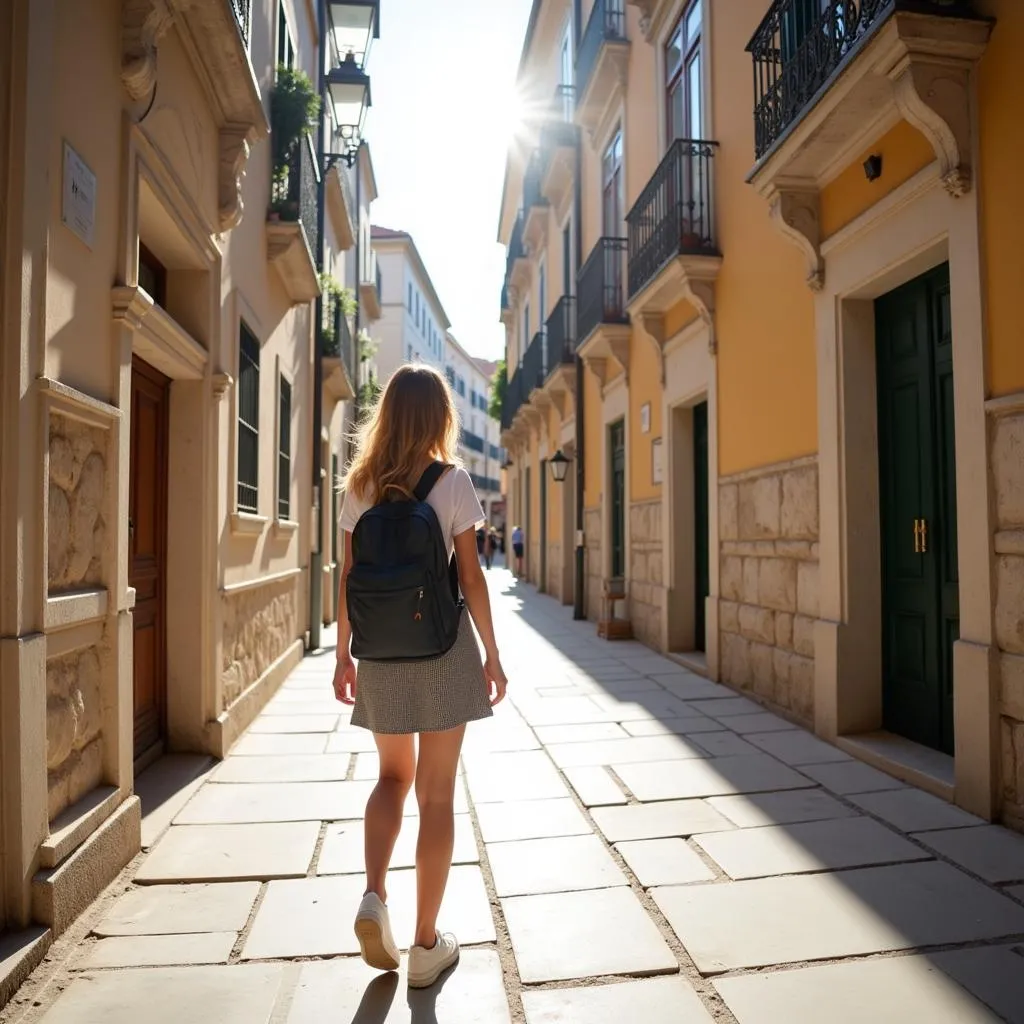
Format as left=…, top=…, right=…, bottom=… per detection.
left=461, top=430, right=486, bottom=454
left=540, top=85, right=579, bottom=210
left=522, top=329, right=547, bottom=399
left=626, top=139, right=721, bottom=360
left=577, top=237, right=630, bottom=386
left=323, top=290, right=355, bottom=402
left=326, top=162, right=356, bottom=252
left=505, top=210, right=531, bottom=296
left=501, top=367, right=525, bottom=438
left=522, top=150, right=550, bottom=252
left=120, top=1, right=267, bottom=230
left=360, top=249, right=381, bottom=321
left=746, top=0, right=991, bottom=283
left=470, top=473, right=502, bottom=493
left=542, top=295, right=577, bottom=418
left=576, top=0, right=629, bottom=137
left=267, top=135, right=321, bottom=305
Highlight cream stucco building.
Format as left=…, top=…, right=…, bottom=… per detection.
left=0, top=0, right=380, bottom=983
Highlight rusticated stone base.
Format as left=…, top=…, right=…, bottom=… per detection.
left=584, top=507, right=602, bottom=623
left=221, top=575, right=299, bottom=709
left=719, top=458, right=819, bottom=724
left=629, top=500, right=663, bottom=651
left=46, top=646, right=105, bottom=823
left=993, top=407, right=1024, bottom=832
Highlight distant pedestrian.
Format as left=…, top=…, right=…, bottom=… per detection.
left=511, top=524, right=524, bottom=576
left=333, top=364, right=508, bottom=989
left=484, top=527, right=498, bottom=570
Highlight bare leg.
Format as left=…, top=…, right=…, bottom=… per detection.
left=413, top=725, right=465, bottom=948
left=364, top=733, right=416, bottom=903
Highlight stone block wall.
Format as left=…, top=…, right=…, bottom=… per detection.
left=718, top=458, right=819, bottom=724
left=993, top=408, right=1024, bottom=831
left=47, top=647, right=105, bottom=822
left=48, top=414, right=108, bottom=593
left=221, top=575, right=299, bottom=708
left=584, top=507, right=602, bottom=622
left=629, top=499, right=663, bottom=650
left=547, top=540, right=563, bottom=600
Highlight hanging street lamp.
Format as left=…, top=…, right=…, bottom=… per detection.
left=549, top=449, right=570, bottom=483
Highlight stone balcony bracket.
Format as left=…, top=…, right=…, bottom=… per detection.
left=323, top=356, right=355, bottom=403
left=768, top=186, right=824, bottom=293
left=266, top=222, right=321, bottom=306
left=576, top=44, right=629, bottom=144
left=544, top=364, right=577, bottom=422
left=579, top=325, right=631, bottom=389
left=523, top=204, right=550, bottom=254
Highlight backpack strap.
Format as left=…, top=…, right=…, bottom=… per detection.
left=413, top=461, right=448, bottom=501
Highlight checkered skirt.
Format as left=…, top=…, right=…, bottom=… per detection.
left=351, top=610, right=494, bottom=734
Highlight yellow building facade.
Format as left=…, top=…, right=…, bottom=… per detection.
left=499, top=0, right=1024, bottom=831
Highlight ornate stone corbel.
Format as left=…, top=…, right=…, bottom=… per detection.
left=637, top=312, right=667, bottom=383
left=890, top=58, right=973, bottom=198
left=212, top=370, right=234, bottom=398
left=681, top=277, right=717, bottom=355
left=607, top=335, right=630, bottom=383
left=768, top=187, right=823, bottom=291
left=219, top=125, right=253, bottom=232
left=121, top=0, right=174, bottom=101
left=585, top=356, right=610, bottom=388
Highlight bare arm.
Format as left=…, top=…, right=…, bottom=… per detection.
left=332, top=532, right=357, bottom=704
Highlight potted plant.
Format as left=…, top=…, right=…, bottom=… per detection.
left=269, top=65, right=321, bottom=220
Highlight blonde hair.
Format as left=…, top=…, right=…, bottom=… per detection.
left=345, top=364, right=460, bottom=502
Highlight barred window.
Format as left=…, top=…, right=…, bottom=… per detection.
left=237, top=324, right=260, bottom=514
left=278, top=374, right=292, bottom=520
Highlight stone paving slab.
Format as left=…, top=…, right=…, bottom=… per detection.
left=261, top=699, right=345, bottom=716
left=36, top=965, right=284, bottom=1024
left=545, top=734, right=708, bottom=769
left=917, top=825, right=1024, bottom=884
left=501, top=887, right=678, bottom=983
left=615, top=839, right=716, bottom=887
left=615, top=754, right=816, bottom=801
left=689, top=731, right=760, bottom=758
left=713, top=953, right=1007, bottom=1023
left=650, top=674, right=736, bottom=701
left=324, top=729, right=380, bottom=753
left=561, top=766, right=628, bottom=807
left=796, top=760, right=905, bottom=794
left=464, top=750, right=569, bottom=803
left=211, top=753, right=351, bottom=784
left=242, top=865, right=494, bottom=959
left=930, top=944, right=1024, bottom=1024
left=316, top=815, right=478, bottom=874
left=75, top=932, right=237, bottom=969
left=286, top=950, right=512, bottom=1023
left=522, top=976, right=714, bottom=1023
left=693, top=816, right=930, bottom=879
left=653, top=861, right=1024, bottom=973
left=591, top=800, right=735, bottom=842
left=532, top=723, right=629, bottom=744
left=486, top=835, right=626, bottom=896
left=588, top=693, right=696, bottom=721
left=230, top=733, right=329, bottom=756
left=247, top=713, right=340, bottom=733
left=474, top=797, right=591, bottom=843
left=705, top=789, right=858, bottom=829
left=136, top=822, right=319, bottom=883
left=511, top=696, right=611, bottom=726
left=847, top=787, right=985, bottom=833
left=722, top=712, right=800, bottom=734
left=687, top=697, right=764, bottom=718
left=744, top=729, right=851, bottom=766
left=620, top=715, right=725, bottom=737
left=93, top=882, right=260, bottom=936
left=174, top=781, right=369, bottom=824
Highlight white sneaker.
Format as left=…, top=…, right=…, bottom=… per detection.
left=407, top=931, right=460, bottom=989
left=354, top=892, right=400, bottom=971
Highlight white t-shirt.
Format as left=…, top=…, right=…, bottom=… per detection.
left=339, top=466, right=485, bottom=559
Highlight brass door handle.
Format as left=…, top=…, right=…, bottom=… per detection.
left=913, top=518, right=928, bottom=554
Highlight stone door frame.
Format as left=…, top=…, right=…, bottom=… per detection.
left=813, top=164, right=997, bottom=818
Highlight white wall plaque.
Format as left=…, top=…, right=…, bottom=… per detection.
left=652, top=437, right=663, bottom=485
left=640, top=401, right=651, bottom=434
left=62, top=142, right=96, bottom=249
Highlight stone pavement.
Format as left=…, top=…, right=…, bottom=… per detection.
left=6, top=570, right=1024, bottom=1023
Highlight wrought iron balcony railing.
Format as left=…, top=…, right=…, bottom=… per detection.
left=746, top=0, right=948, bottom=161
left=539, top=86, right=579, bottom=179
left=470, top=473, right=502, bottom=493
left=522, top=329, right=547, bottom=394
left=523, top=150, right=548, bottom=214
left=627, top=138, right=719, bottom=299
left=461, top=430, right=486, bottom=454
left=271, top=134, right=320, bottom=260
left=231, top=0, right=251, bottom=47
left=505, top=210, right=526, bottom=283
left=545, top=295, right=577, bottom=371
left=501, top=368, right=524, bottom=431
left=577, top=0, right=627, bottom=106
left=577, top=237, right=628, bottom=345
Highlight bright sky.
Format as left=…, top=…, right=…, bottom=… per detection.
left=364, top=0, right=534, bottom=363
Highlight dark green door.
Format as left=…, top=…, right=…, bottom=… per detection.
left=540, top=461, right=548, bottom=592
left=610, top=421, right=625, bottom=578
left=693, top=402, right=709, bottom=652
left=524, top=467, right=531, bottom=578
left=875, top=263, right=958, bottom=755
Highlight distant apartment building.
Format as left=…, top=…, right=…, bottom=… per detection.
left=370, top=226, right=450, bottom=380
left=446, top=335, right=504, bottom=524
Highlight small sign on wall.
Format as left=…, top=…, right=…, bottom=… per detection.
left=62, top=141, right=96, bottom=249
left=652, top=437, right=663, bottom=484
left=640, top=402, right=651, bottom=434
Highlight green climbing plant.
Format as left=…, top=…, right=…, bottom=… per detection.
left=488, top=359, right=507, bottom=422
left=269, top=65, right=321, bottom=217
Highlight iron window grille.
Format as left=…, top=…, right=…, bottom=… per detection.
left=237, top=324, right=260, bottom=514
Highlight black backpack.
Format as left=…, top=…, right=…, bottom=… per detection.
left=347, top=462, right=462, bottom=662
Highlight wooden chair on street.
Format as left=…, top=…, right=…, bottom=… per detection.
left=597, top=577, right=633, bottom=640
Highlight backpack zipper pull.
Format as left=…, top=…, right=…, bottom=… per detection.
left=414, top=588, right=424, bottom=622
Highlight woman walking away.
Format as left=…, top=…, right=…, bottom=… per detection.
left=333, top=364, right=508, bottom=989
left=484, top=526, right=497, bottom=570
left=511, top=523, right=524, bottom=577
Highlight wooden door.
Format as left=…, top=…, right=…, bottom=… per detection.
left=609, top=420, right=625, bottom=578
left=693, top=401, right=709, bottom=652
left=875, top=263, right=957, bottom=754
left=130, top=357, right=170, bottom=761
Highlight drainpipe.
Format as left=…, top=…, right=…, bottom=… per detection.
left=573, top=0, right=585, bottom=621
left=309, top=0, right=328, bottom=650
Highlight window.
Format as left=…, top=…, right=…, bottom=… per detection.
left=277, top=2, right=295, bottom=69
left=237, top=324, right=260, bottom=514
left=445, top=366, right=455, bottom=386
left=278, top=374, right=292, bottom=520
left=470, top=388, right=477, bottom=407
left=522, top=300, right=531, bottom=357
left=407, top=282, right=413, bottom=309
left=666, top=1, right=703, bottom=142
left=602, top=129, right=624, bottom=235
left=138, top=243, right=167, bottom=307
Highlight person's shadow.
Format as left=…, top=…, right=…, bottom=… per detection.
left=348, top=963, right=457, bottom=1024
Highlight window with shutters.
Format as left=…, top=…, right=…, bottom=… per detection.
left=237, top=324, right=260, bottom=513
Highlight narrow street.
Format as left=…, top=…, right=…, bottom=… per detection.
left=7, top=571, right=1024, bottom=1024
